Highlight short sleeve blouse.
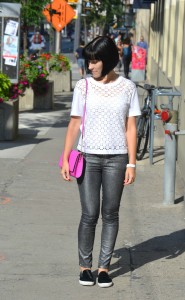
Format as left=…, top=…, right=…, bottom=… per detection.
left=71, top=76, right=141, bottom=154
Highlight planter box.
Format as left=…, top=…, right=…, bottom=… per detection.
left=19, top=81, right=54, bottom=111
left=19, top=88, right=34, bottom=111
left=0, top=98, right=19, bottom=141
left=48, top=70, right=72, bottom=93
left=34, top=80, right=54, bottom=110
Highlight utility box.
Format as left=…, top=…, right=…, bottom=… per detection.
left=0, top=2, right=21, bottom=83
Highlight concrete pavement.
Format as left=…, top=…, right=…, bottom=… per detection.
left=0, top=62, right=185, bottom=300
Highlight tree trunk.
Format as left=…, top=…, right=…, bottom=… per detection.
left=23, top=29, right=28, bottom=52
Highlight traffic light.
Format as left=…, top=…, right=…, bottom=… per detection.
left=112, top=23, right=117, bottom=29
left=84, top=1, right=92, bottom=10
left=82, top=0, right=92, bottom=15
left=67, top=0, right=79, bottom=3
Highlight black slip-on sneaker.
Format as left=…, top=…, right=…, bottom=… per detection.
left=79, top=269, right=95, bottom=286
left=98, top=271, right=113, bottom=288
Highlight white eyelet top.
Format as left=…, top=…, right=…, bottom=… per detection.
left=70, top=76, right=141, bottom=154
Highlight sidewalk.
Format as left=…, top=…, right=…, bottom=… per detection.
left=0, top=64, right=185, bottom=300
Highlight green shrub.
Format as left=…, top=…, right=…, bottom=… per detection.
left=0, top=72, right=11, bottom=102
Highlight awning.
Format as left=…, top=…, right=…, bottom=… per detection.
left=143, top=0, right=158, bottom=3
left=133, top=0, right=158, bottom=9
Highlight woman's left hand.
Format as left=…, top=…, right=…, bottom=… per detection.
left=124, top=167, right=136, bottom=185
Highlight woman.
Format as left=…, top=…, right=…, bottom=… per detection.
left=122, top=37, right=132, bottom=79
left=116, top=39, right=123, bottom=72
left=61, top=36, right=141, bottom=288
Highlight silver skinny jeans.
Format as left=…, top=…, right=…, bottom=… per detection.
left=77, top=153, right=128, bottom=269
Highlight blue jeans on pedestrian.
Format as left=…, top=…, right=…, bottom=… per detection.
left=77, top=153, right=128, bottom=269
left=77, top=58, right=85, bottom=69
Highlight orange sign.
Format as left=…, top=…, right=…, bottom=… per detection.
left=42, top=0, right=75, bottom=32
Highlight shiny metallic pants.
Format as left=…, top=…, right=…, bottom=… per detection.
left=77, top=154, right=128, bottom=269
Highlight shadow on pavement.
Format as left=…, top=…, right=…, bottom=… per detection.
left=0, top=137, right=51, bottom=151
left=54, top=94, right=73, bottom=103
left=109, top=228, right=185, bottom=279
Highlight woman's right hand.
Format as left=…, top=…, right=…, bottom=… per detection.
left=60, top=116, right=81, bottom=181
left=61, top=161, right=71, bottom=181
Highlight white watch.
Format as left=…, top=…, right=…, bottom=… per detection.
left=126, top=164, right=136, bottom=168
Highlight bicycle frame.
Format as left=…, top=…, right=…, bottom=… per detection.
left=136, top=83, right=176, bottom=163
left=136, top=84, right=154, bottom=160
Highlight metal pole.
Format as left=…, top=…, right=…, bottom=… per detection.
left=73, top=0, right=82, bottom=52
left=0, top=15, right=3, bottom=71
left=163, top=111, right=178, bottom=205
left=149, top=89, right=156, bottom=165
left=83, top=15, right=87, bottom=44
left=55, top=31, right=61, bottom=54
left=149, top=89, right=181, bottom=165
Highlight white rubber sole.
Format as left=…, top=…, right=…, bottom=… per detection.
left=98, top=282, right=113, bottom=288
left=79, top=280, right=95, bottom=286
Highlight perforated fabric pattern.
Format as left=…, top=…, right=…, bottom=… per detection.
left=75, top=76, right=135, bottom=101
left=71, top=76, right=141, bottom=154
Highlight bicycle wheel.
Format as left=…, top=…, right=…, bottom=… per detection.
left=136, top=115, right=150, bottom=160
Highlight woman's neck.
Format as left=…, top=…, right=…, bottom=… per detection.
left=94, top=71, right=119, bottom=84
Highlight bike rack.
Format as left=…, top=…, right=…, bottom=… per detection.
left=149, top=88, right=181, bottom=165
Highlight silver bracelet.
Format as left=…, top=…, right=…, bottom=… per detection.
left=126, top=163, right=136, bottom=168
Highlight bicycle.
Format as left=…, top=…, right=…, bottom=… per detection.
left=136, top=84, right=155, bottom=160
left=136, top=84, right=171, bottom=161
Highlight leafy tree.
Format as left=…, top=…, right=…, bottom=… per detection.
left=0, top=0, right=49, bottom=50
left=84, top=0, right=124, bottom=35
left=21, top=0, right=49, bottom=50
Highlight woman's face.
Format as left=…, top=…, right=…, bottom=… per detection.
left=88, top=60, right=103, bottom=79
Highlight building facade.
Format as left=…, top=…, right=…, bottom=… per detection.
left=135, top=0, right=185, bottom=183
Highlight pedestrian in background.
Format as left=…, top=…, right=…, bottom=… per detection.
left=116, top=39, right=123, bottom=72
left=137, top=35, right=148, bottom=63
left=109, top=33, right=115, bottom=41
left=114, top=32, right=122, bottom=44
left=61, top=36, right=141, bottom=288
left=122, top=37, right=132, bottom=79
left=137, top=35, right=148, bottom=51
left=75, top=41, right=85, bottom=79
left=29, top=31, right=46, bottom=54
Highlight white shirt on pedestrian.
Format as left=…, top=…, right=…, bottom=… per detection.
left=71, top=76, right=141, bottom=154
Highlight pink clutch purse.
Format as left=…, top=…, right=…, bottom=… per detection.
left=59, top=79, right=88, bottom=179
left=59, top=150, right=84, bottom=178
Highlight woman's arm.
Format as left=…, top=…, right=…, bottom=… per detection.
left=124, top=116, right=137, bottom=185
left=61, top=116, right=81, bottom=181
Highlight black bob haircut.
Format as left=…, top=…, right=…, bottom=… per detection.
left=82, top=36, right=119, bottom=77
